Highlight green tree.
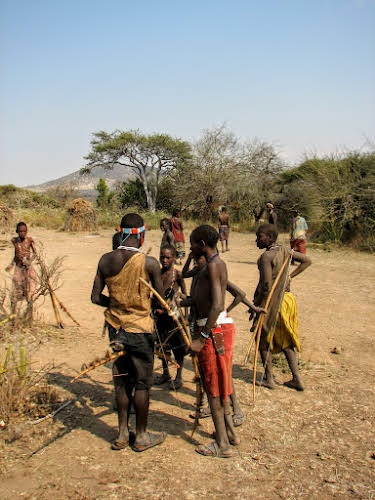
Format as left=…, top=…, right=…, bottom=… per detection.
left=277, top=150, right=375, bottom=250
left=82, top=130, right=192, bottom=212
left=95, top=178, right=114, bottom=207
left=119, top=178, right=147, bottom=209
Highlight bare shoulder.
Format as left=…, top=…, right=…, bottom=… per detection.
left=145, top=255, right=159, bottom=272
left=98, top=249, right=117, bottom=268
left=210, top=256, right=227, bottom=276
left=293, top=251, right=312, bottom=265
left=260, top=250, right=274, bottom=263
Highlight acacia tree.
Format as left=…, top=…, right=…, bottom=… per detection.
left=171, top=125, right=241, bottom=218
left=171, top=125, right=284, bottom=220
left=82, top=130, right=191, bottom=212
left=232, top=138, right=285, bottom=221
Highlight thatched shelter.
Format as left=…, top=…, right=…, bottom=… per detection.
left=0, top=200, right=14, bottom=233
left=64, top=198, right=97, bottom=232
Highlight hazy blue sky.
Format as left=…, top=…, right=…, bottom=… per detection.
left=1, top=0, right=374, bottom=186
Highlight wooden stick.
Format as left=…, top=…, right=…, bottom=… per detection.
left=50, top=289, right=64, bottom=328
left=28, top=399, right=74, bottom=425
left=31, top=244, right=64, bottom=329
left=252, top=251, right=292, bottom=403
left=139, top=278, right=192, bottom=348
left=252, top=316, right=264, bottom=402
left=55, top=296, right=81, bottom=327
left=243, top=328, right=257, bottom=365
left=155, top=348, right=180, bottom=369
left=33, top=246, right=79, bottom=327
left=70, top=351, right=125, bottom=383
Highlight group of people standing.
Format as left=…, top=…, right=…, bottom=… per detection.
left=90, top=205, right=311, bottom=458
left=4, top=205, right=311, bottom=458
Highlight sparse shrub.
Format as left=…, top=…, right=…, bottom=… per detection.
left=0, top=185, right=60, bottom=209
left=0, top=341, right=60, bottom=434
left=0, top=201, right=14, bottom=233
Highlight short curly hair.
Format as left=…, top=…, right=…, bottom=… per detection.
left=256, top=223, right=278, bottom=242
left=190, top=225, right=219, bottom=248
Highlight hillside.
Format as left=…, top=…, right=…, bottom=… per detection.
left=27, top=165, right=135, bottom=199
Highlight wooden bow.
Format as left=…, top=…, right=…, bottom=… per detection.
left=248, top=251, right=293, bottom=403
left=139, top=277, right=203, bottom=437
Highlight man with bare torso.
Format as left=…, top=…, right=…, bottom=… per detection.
left=253, top=223, right=311, bottom=391
left=218, top=207, right=230, bottom=252
left=189, top=225, right=238, bottom=458
left=91, top=213, right=166, bottom=452
left=182, top=252, right=265, bottom=427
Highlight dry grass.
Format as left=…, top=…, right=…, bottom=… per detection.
left=0, top=201, right=14, bottom=234
left=0, top=341, right=61, bottom=439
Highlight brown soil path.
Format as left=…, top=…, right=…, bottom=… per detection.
left=1, top=228, right=375, bottom=499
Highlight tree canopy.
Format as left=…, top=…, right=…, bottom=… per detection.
left=82, top=130, right=192, bottom=212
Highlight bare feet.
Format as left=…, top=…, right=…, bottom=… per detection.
left=111, top=431, right=135, bottom=450
left=169, top=377, right=183, bottom=390
left=212, top=431, right=240, bottom=446
left=154, top=373, right=171, bottom=385
left=255, top=377, right=276, bottom=389
left=284, top=378, right=305, bottom=391
left=189, top=406, right=211, bottom=419
left=232, top=413, right=245, bottom=427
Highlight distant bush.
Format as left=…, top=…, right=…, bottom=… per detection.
left=96, top=206, right=171, bottom=230
left=278, top=151, right=375, bottom=252
left=15, top=208, right=65, bottom=230
left=0, top=185, right=61, bottom=209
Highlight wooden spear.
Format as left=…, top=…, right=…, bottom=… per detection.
left=252, top=251, right=292, bottom=403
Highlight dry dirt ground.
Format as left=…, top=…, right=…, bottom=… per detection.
left=1, top=228, right=375, bottom=500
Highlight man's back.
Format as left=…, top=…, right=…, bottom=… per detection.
left=219, top=213, right=229, bottom=225
left=103, top=251, right=154, bottom=334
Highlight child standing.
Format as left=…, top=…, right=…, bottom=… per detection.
left=160, top=218, right=175, bottom=252
left=153, top=245, right=187, bottom=390
left=6, top=222, right=38, bottom=314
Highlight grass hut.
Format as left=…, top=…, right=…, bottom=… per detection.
left=64, top=198, right=97, bottom=232
left=0, top=201, right=14, bottom=233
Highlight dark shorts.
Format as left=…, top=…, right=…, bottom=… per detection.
left=175, top=241, right=185, bottom=258
left=156, top=314, right=187, bottom=357
left=107, top=324, right=154, bottom=390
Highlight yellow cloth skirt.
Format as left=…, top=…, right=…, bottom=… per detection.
left=267, top=292, right=301, bottom=354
